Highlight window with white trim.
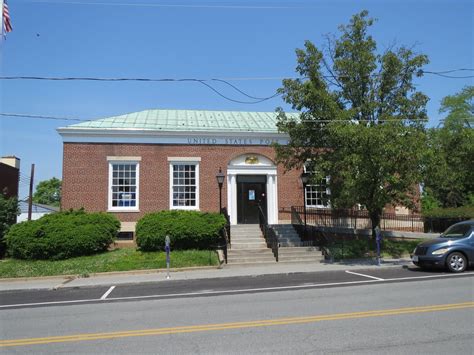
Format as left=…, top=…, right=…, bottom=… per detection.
left=304, top=164, right=330, bottom=208
left=109, top=162, right=139, bottom=210
left=170, top=162, right=199, bottom=209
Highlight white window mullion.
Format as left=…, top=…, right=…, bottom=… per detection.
left=108, top=161, right=139, bottom=212
left=169, top=160, right=200, bottom=210
left=304, top=163, right=330, bottom=208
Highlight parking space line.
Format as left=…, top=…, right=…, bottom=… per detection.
left=1, top=272, right=472, bottom=310
left=345, top=270, right=384, bottom=281
left=100, top=286, right=116, bottom=300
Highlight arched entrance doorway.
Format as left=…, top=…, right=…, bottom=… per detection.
left=227, top=154, right=278, bottom=225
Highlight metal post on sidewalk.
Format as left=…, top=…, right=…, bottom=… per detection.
left=165, top=235, right=171, bottom=279
left=300, top=172, right=310, bottom=240
left=375, top=226, right=382, bottom=266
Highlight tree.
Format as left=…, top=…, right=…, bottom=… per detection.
left=0, top=190, right=19, bottom=256
left=276, top=11, right=429, bottom=238
left=33, top=177, right=62, bottom=207
left=423, top=86, right=474, bottom=208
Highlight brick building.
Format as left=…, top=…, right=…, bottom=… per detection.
left=0, top=156, right=20, bottom=199
left=58, top=109, right=327, bottom=233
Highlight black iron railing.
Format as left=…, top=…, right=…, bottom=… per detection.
left=290, top=206, right=473, bottom=260
left=291, top=206, right=425, bottom=232
left=291, top=206, right=471, bottom=233
left=218, top=207, right=231, bottom=264
left=221, top=207, right=231, bottom=248
left=423, top=217, right=470, bottom=233
left=258, top=205, right=279, bottom=262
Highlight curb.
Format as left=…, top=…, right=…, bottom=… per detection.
left=0, top=265, right=220, bottom=283
left=0, top=259, right=413, bottom=284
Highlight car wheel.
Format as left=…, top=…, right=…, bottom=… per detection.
left=446, top=252, right=467, bottom=273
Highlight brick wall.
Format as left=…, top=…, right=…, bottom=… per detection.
left=0, top=163, right=19, bottom=199
left=62, top=143, right=304, bottom=223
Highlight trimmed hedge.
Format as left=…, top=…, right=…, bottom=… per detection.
left=422, top=206, right=474, bottom=218
left=136, top=210, right=226, bottom=251
left=5, top=209, right=120, bottom=260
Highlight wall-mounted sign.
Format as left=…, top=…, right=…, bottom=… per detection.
left=249, top=190, right=255, bottom=200
left=186, top=137, right=285, bottom=146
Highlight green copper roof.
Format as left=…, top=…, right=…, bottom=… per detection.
left=64, top=109, right=298, bottom=133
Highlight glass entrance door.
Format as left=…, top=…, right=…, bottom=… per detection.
left=237, top=175, right=267, bottom=224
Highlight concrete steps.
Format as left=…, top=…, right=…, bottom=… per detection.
left=227, top=224, right=324, bottom=265
left=228, top=224, right=276, bottom=264
left=277, top=247, right=324, bottom=263
left=227, top=249, right=276, bottom=264
left=271, top=224, right=304, bottom=247
left=272, top=224, right=324, bottom=262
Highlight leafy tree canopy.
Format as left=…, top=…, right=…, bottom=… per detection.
left=423, top=86, right=473, bottom=208
left=276, top=10, right=429, bottom=236
left=439, top=85, right=473, bottom=127
left=0, top=191, right=19, bottom=256
left=33, top=177, right=62, bottom=207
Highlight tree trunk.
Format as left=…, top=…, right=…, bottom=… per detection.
left=369, top=209, right=381, bottom=240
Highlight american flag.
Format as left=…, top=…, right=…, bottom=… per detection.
left=2, top=0, right=12, bottom=36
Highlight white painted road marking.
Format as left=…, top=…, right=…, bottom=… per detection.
left=0, top=272, right=472, bottom=310
left=100, top=286, right=116, bottom=300
left=345, top=270, right=384, bottom=281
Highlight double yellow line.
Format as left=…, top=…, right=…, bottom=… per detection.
left=1, top=302, right=473, bottom=347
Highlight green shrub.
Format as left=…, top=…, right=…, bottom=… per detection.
left=136, top=210, right=226, bottom=251
left=5, top=209, right=120, bottom=260
left=422, top=206, right=474, bottom=218
left=328, top=239, right=370, bottom=260
left=0, top=194, right=19, bottom=257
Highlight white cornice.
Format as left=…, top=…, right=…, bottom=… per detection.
left=57, top=128, right=290, bottom=146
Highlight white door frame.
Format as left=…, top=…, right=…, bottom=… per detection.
left=227, top=165, right=278, bottom=225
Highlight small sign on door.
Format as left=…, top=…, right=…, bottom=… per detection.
left=248, top=190, right=255, bottom=200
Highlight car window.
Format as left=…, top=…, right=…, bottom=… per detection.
left=441, top=224, right=472, bottom=238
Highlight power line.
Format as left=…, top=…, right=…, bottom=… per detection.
left=298, top=119, right=429, bottom=123
left=421, top=72, right=474, bottom=79
left=0, top=112, right=430, bottom=124
left=0, top=113, right=87, bottom=122
left=195, top=80, right=279, bottom=104
left=0, top=76, right=280, bottom=104
left=2, top=69, right=472, bottom=83
left=211, top=79, right=275, bottom=100
left=426, top=68, right=474, bottom=74
left=28, top=0, right=305, bottom=10
left=1, top=69, right=471, bottom=105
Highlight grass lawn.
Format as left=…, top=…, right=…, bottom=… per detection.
left=327, top=238, right=420, bottom=260
left=382, top=239, right=420, bottom=258
left=0, top=249, right=219, bottom=278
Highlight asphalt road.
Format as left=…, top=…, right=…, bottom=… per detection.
left=1, top=267, right=473, bottom=309
left=0, top=267, right=473, bottom=354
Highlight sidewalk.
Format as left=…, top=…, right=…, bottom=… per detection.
left=0, top=258, right=412, bottom=291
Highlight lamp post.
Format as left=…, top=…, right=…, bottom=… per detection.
left=216, top=167, right=225, bottom=214
left=300, top=172, right=310, bottom=239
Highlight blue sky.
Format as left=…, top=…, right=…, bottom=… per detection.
left=1, top=0, right=473, bottom=199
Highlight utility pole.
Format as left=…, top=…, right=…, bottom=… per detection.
left=28, top=163, right=35, bottom=221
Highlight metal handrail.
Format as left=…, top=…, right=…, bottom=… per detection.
left=216, top=207, right=231, bottom=264
left=258, top=204, right=278, bottom=262
left=291, top=206, right=346, bottom=261
left=221, top=207, right=231, bottom=248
